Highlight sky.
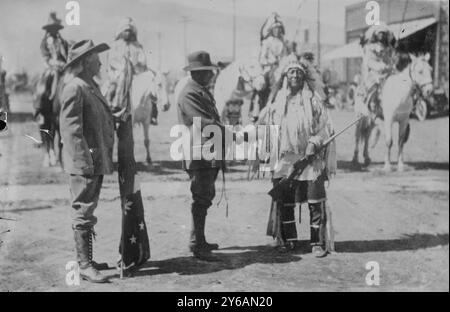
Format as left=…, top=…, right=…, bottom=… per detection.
left=0, top=0, right=362, bottom=74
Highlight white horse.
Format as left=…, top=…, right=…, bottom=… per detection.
left=213, top=59, right=266, bottom=124
left=381, top=53, right=433, bottom=171
left=103, top=62, right=170, bottom=165
left=131, top=69, right=170, bottom=164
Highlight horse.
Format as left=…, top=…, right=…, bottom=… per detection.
left=33, top=68, right=61, bottom=167
left=380, top=53, right=433, bottom=171
left=102, top=57, right=170, bottom=165
left=213, top=58, right=266, bottom=125
left=131, top=69, right=170, bottom=164
left=352, top=53, right=433, bottom=170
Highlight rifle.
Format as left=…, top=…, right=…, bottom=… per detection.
left=268, top=116, right=363, bottom=200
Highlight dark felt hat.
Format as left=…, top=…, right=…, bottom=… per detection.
left=42, top=12, right=64, bottom=31
left=183, top=51, right=218, bottom=71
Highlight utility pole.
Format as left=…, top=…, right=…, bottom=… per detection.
left=180, top=16, right=191, bottom=64
left=316, top=0, right=321, bottom=67
left=232, top=0, right=236, bottom=61
left=157, top=31, right=162, bottom=71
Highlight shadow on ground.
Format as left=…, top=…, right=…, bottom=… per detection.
left=112, top=244, right=301, bottom=279
left=338, top=160, right=449, bottom=172
left=111, top=233, right=448, bottom=279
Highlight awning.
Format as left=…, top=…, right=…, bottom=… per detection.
left=323, top=40, right=363, bottom=61
left=323, top=17, right=437, bottom=61
left=391, top=17, right=437, bottom=40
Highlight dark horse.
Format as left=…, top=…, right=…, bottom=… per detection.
left=34, top=68, right=63, bottom=168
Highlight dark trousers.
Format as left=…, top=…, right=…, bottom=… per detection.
left=69, top=174, right=104, bottom=230
left=272, top=177, right=327, bottom=246
left=187, top=168, right=219, bottom=248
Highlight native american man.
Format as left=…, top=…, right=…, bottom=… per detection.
left=259, top=13, right=286, bottom=74
left=262, top=61, right=336, bottom=257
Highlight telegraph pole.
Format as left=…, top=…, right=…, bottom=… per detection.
left=157, top=31, right=162, bottom=71
left=232, top=0, right=236, bottom=60
left=180, top=16, right=191, bottom=64
left=316, top=0, right=321, bottom=67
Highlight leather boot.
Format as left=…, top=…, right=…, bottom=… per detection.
left=89, top=230, right=109, bottom=271
left=189, top=211, right=220, bottom=261
left=73, top=228, right=108, bottom=283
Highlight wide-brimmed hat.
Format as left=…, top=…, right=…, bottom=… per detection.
left=64, top=40, right=110, bottom=70
left=183, top=51, right=218, bottom=71
left=42, top=12, right=64, bottom=32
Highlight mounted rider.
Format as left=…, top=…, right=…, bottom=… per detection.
left=259, top=12, right=286, bottom=75
left=106, top=17, right=157, bottom=124
left=355, top=23, right=397, bottom=117
left=39, top=12, right=68, bottom=102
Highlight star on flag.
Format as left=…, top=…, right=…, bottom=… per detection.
left=123, top=199, right=133, bottom=215
left=129, top=235, right=137, bottom=244
left=139, top=222, right=145, bottom=231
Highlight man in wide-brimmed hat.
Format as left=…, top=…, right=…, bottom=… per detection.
left=177, top=51, right=232, bottom=261
left=40, top=12, right=68, bottom=100
left=59, top=39, right=115, bottom=283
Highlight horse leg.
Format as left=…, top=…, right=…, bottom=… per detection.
left=41, top=127, right=50, bottom=167
left=143, top=120, right=152, bottom=164
left=54, top=125, right=63, bottom=169
left=352, top=120, right=361, bottom=166
left=397, top=120, right=410, bottom=172
left=383, top=119, right=393, bottom=172
left=363, top=123, right=373, bottom=167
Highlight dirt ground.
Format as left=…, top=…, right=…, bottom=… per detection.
left=0, top=94, right=448, bottom=292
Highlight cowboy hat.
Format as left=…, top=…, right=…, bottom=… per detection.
left=42, top=12, right=64, bottom=31
left=183, top=51, right=218, bottom=71
left=64, top=40, right=110, bottom=70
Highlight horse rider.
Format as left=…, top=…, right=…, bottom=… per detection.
left=354, top=23, right=396, bottom=118
left=259, top=13, right=286, bottom=75
left=40, top=12, right=69, bottom=102
left=107, top=17, right=158, bottom=125
left=106, top=17, right=151, bottom=273
left=263, top=61, right=336, bottom=257
left=60, top=40, right=114, bottom=283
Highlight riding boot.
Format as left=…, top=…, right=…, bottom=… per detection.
left=189, top=210, right=219, bottom=261
left=73, top=228, right=108, bottom=283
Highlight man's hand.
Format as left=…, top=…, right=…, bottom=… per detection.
left=306, top=136, right=323, bottom=156
left=305, top=142, right=316, bottom=156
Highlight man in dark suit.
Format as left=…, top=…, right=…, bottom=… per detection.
left=59, top=40, right=114, bottom=283
left=177, top=51, right=235, bottom=261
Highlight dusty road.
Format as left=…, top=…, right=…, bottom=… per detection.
left=0, top=95, right=448, bottom=292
